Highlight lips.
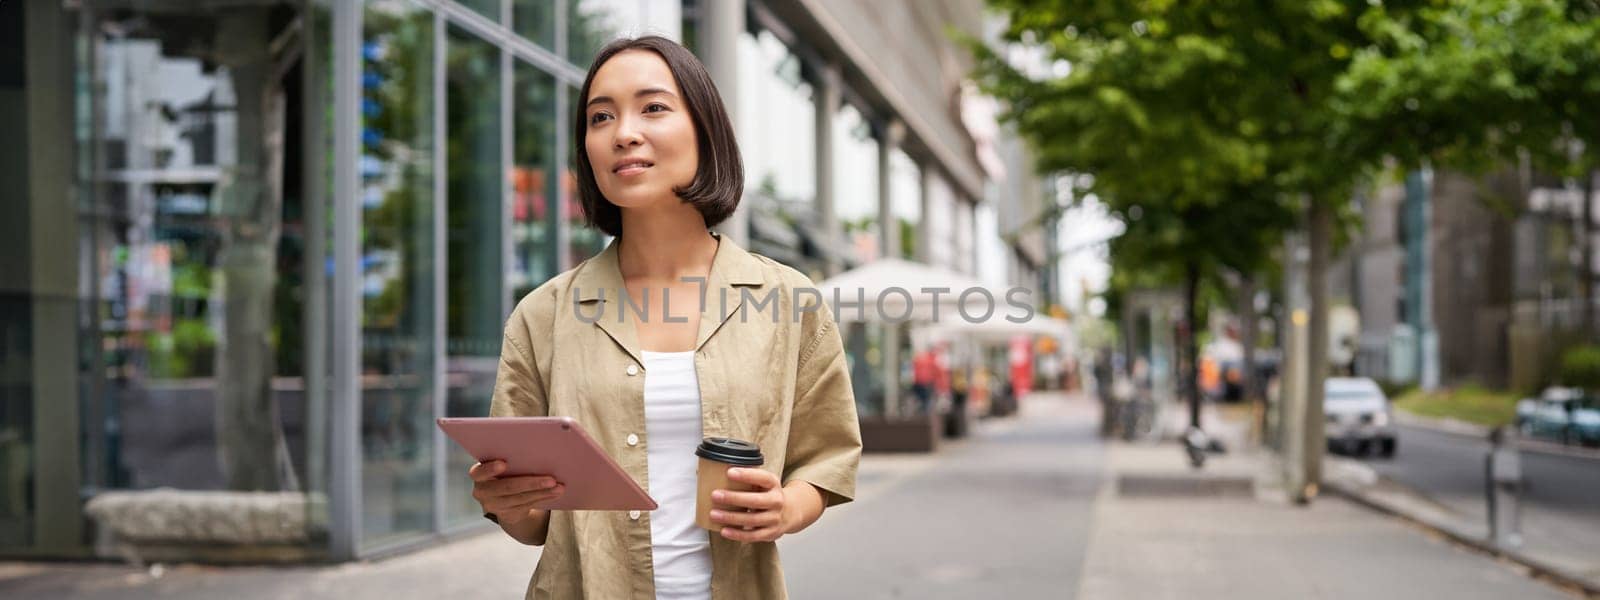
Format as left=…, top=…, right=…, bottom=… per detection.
left=613, top=159, right=654, bottom=174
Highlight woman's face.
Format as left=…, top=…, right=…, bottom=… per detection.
left=584, top=49, right=700, bottom=212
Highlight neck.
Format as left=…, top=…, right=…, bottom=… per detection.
left=616, top=201, right=719, bottom=282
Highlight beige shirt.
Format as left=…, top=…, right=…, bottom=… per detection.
left=490, top=234, right=862, bottom=600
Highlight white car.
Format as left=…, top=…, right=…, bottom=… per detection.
left=1516, top=386, right=1583, bottom=433
left=1324, top=377, right=1398, bottom=457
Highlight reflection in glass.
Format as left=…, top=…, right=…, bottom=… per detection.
left=566, top=0, right=681, bottom=68
left=511, top=62, right=560, bottom=300
left=846, top=322, right=888, bottom=417
left=736, top=30, right=818, bottom=272
left=834, top=104, right=881, bottom=263
left=513, top=0, right=556, bottom=49
left=445, top=27, right=505, bottom=525
left=76, top=7, right=309, bottom=496
left=458, top=0, right=504, bottom=23
left=737, top=30, right=816, bottom=212
left=360, top=2, right=436, bottom=543
left=566, top=85, right=609, bottom=268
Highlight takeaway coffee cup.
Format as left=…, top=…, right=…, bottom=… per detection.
left=694, top=437, right=765, bottom=531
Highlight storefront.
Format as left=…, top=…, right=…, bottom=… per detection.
left=1, top=0, right=683, bottom=561
left=1, top=0, right=1005, bottom=563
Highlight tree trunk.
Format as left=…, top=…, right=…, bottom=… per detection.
left=1585, top=170, right=1596, bottom=340
left=214, top=11, right=294, bottom=492
left=1237, top=273, right=1262, bottom=440
left=1185, top=260, right=1202, bottom=430
left=1304, top=199, right=1332, bottom=498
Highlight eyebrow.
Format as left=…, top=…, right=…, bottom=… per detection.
left=586, top=87, right=678, bottom=108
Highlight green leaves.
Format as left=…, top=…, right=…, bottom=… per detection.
left=970, top=0, right=1600, bottom=309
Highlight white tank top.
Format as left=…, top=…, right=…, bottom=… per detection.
left=640, top=351, right=713, bottom=600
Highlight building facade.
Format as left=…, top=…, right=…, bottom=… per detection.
left=0, top=0, right=1052, bottom=562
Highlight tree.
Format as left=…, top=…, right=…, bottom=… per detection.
left=971, top=0, right=1600, bottom=495
left=1335, top=0, right=1600, bottom=334
left=966, top=3, right=1376, bottom=479
left=966, top=0, right=1465, bottom=494
left=1098, top=185, right=1294, bottom=432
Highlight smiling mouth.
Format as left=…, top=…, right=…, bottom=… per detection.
left=613, top=162, right=654, bottom=174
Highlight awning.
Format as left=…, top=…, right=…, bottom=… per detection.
left=913, top=315, right=1076, bottom=351
left=815, top=258, right=1011, bottom=323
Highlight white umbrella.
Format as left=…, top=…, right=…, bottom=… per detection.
left=913, top=315, right=1076, bottom=350
left=815, top=258, right=1013, bottom=324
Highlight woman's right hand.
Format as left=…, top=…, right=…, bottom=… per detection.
left=470, top=460, right=565, bottom=525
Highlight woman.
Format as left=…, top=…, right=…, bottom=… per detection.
left=467, top=36, right=862, bottom=600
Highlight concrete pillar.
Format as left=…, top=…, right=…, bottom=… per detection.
left=814, top=62, right=841, bottom=276
left=21, top=0, right=82, bottom=553
left=700, top=0, right=748, bottom=246
left=918, top=167, right=932, bottom=264
left=878, top=118, right=905, bottom=417
left=878, top=119, right=904, bottom=260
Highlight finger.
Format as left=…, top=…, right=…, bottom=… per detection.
left=468, top=460, right=506, bottom=482
left=725, top=467, right=779, bottom=489
left=709, top=508, right=781, bottom=528
left=719, top=525, right=783, bottom=543
left=711, top=489, right=782, bottom=511
left=484, top=475, right=559, bottom=497
left=486, top=484, right=566, bottom=513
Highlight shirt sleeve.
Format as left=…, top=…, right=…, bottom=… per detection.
left=490, top=305, right=548, bottom=418
left=781, top=301, right=862, bottom=507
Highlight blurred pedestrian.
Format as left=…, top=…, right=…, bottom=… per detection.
left=912, top=347, right=937, bottom=414
left=470, top=35, right=861, bottom=600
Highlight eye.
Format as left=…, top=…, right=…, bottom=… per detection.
left=644, top=102, right=669, bottom=113
left=589, top=111, right=612, bottom=125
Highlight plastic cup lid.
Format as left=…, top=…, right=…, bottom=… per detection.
left=695, top=437, right=765, bottom=466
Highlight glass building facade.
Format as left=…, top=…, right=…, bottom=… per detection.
left=0, top=0, right=685, bottom=560
left=1, top=0, right=1011, bottom=562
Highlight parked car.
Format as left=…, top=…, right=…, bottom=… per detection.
left=1520, top=387, right=1600, bottom=446
left=1516, top=387, right=1581, bottom=432
left=1574, top=403, right=1600, bottom=447
left=1324, top=377, right=1397, bottom=457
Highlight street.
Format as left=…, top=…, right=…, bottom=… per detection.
left=1368, top=423, right=1600, bottom=581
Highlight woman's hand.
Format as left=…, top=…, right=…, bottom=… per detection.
left=709, top=467, right=799, bottom=543
left=469, top=460, right=565, bottom=525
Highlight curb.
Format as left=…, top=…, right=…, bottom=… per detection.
left=1393, top=412, right=1600, bottom=461
left=1324, top=460, right=1600, bottom=598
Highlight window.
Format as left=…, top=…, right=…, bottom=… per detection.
left=360, top=2, right=438, bottom=542
left=443, top=25, right=506, bottom=526
left=510, top=61, right=560, bottom=300
left=567, top=0, right=681, bottom=67
left=737, top=30, right=816, bottom=214
left=512, top=0, right=555, bottom=48
left=890, top=149, right=922, bottom=260
left=458, top=0, right=504, bottom=23
left=833, top=103, right=880, bottom=263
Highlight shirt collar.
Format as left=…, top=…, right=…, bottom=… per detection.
left=573, top=231, right=763, bottom=303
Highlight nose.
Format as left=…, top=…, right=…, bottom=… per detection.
left=612, top=115, right=643, bottom=149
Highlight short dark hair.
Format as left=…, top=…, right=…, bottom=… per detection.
left=572, top=36, right=743, bottom=238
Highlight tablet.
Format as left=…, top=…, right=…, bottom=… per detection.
left=437, top=416, right=657, bottom=511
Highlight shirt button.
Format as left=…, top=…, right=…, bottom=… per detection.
left=627, top=433, right=639, bottom=446
left=629, top=510, right=641, bottom=520
left=626, top=364, right=639, bottom=376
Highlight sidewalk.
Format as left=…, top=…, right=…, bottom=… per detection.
left=1327, top=454, right=1600, bottom=596
left=782, top=391, right=1104, bottom=599
left=1078, top=440, right=1576, bottom=600
left=0, top=529, right=538, bottom=599
left=3, top=394, right=1586, bottom=599
left=0, top=393, right=1103, bottom=600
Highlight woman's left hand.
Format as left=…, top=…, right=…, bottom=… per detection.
left=709, top=467, right=792, bottom=543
